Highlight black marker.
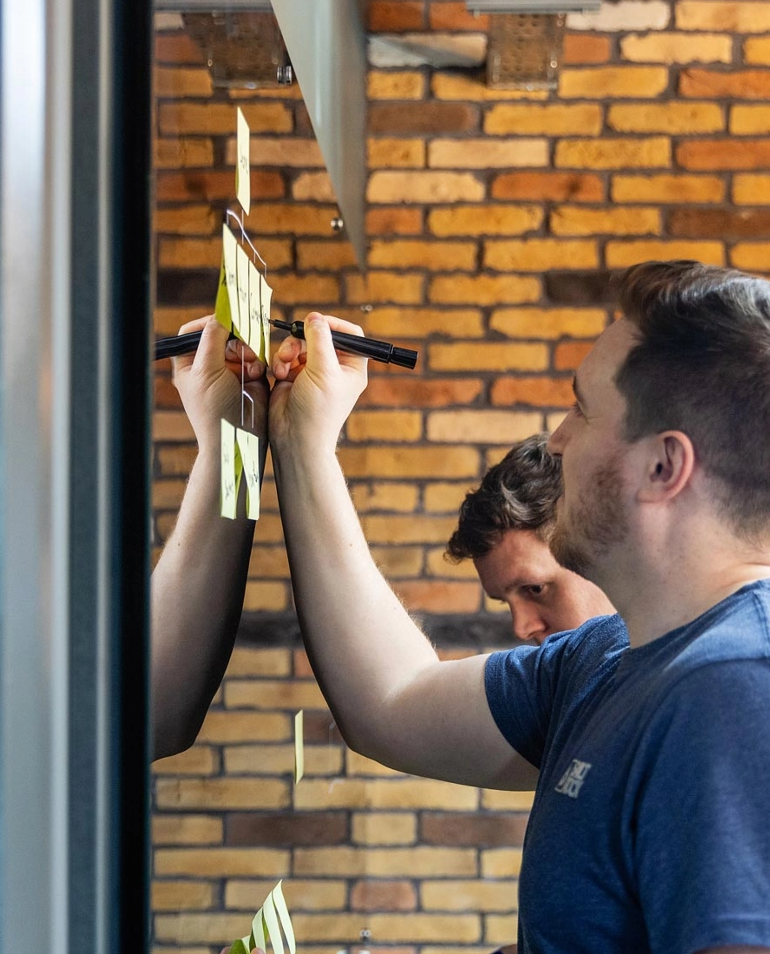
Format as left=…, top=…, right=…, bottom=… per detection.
left=154, top=321, right=419, bottom=369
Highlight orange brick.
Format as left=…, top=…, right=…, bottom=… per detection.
left=563, top=34, right=611, bottom=65
left=155, top=169, right=285, bottom=203
left=338, top=446, right=480, bottom=479
left=368, top=138, right=426, bottom=169
left=159, top=102, right=292, bottom=136
left=491, top=172, right=604, bottom=203
left=481, top=790, right=535, bottom=810
left=154, top=66, right=212, bottom=98
left=559, top=66, right=668, bottom=99
left=152, top=814, right=223, bottom=846
left=428, top=138, right=547, bottom=169
left=247, top=203, right=339, bottom=235
left=485, top=103, right=602, bottom=136
left=154, top=847, right=288, bottom=879
left=730, top=243, right=770, bottom=273
left=364, top=307, right=484, bottom=338
left=224, top=679, right=325, bottom=710
left=368, top=239, right=476, bottom=271
left=491, top=377, right=574, bottom=408
left=426, top=409, right=542, bottom=443
left=152, top=744, right=217, bottom=776
left=369, top=545, right=424, bottom=577
left=155, top=204, right=218, bottom=235
left=356, top=377, right=484, bottom=408
left=346, top=271, right=424, bottom=305
left=292, top=171, right=336, bottom=201
left=293, top=843, right=477, bottom=876
left=223, top=743, right=342, bottom=776
left=366, top=206, right=424, bottom=235
left=270, top=273, right=340, bottom=304
left=605, top=240, right=725, bottom=268
left=428, top=205, right=542, bottom=237
left=247, top=546, right=290, bottom=579
left=351, top=880, right=417, bottom=911
left=225, top=878, right=346, bottom=912
left=733, top=173, right=770, bottom=205
left=350, top=482, right=420, bottom=512
left=155, top=777, right=289, bottom=811
left=242, top=580, right=289, bottom=611
left=486, top=914, right=520, bottom=946
left=346, top=410, right=423, bottom=442
left=677, top=139, right=770, bottom=170
left=677, top=1, right=770, bottom=32
left=421, top=879, right=516, bottom=912
left=153, top=411, right=194, bottom=442
left=556, top=137, right=671, bottom=169
left=361, top=514, right=460, bottom=545
left=295, top=240, right=358, bottom=270
left=154, top=32, right=207, bottom=65
left=490, top=307, right=605, bottom=339
left=294, top=912, right=480, bottom=944
left=158, top=237, right=292, bottom=270
left=680, top=68, right=770, bottom=99
left=367, top=171, right=484, bottom=203
left=432, top=72, right=549, bottom=102
left=428, top=341, right=547, bottom=373
left=197, top=711, right=292, bottom=744
left=485, top=238, right=598, bottom=271
left=368, top=70, right=427, bottom=99
left=368, top=1, right=426, bottom=31
left=152, top=880, right=214, bottom=911
left=429, top=274, right=540, bottom=306
left=744, top=36, right=770, bottom=65
left=554, top=341, right=594, bottom=370
left=352, top=812, right=418, bottom=846
left=730, top=105, right=770, bottom=134
left=550, top=206, right=661, bottom=236
left=608, top=102, right=724, bottom=133
left=225, top=648, right=292, bottom=678
left=429, top=2, right=489, bottom=30
left=425, top=547, right=478, bottom=577
left=226, top=138, right=324, bottom=168
left=481, top=847, right=525, bottom=878
left=612, top=173, right=725, bottom=204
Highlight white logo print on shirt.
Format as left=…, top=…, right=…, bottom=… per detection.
left=555, top=759, right=592, bottom=798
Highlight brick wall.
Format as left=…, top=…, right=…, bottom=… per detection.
left=151, top=2, right=770, bottom=951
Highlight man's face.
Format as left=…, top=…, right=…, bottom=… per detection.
left=548, top=318, right=638, bottom=584
left=474, top=528, right=614, bottom=644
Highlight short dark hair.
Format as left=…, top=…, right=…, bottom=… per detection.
left=615, top=259, right=770, bottom=537
left=446, top=433, right=562, bottom=562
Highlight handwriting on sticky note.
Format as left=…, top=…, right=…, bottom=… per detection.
left=236, top=243, right=251, bottom=348
left=223, top=224, right=241, bottom=336
left=261, top=276, right=273, bottom=364
left=248, top=259, right=264, bottom=362
left=220, top=419, right=242, bottom=520
left=237, top=429, right=260, bottom=521
left=236, top=107, right=251, bottom=215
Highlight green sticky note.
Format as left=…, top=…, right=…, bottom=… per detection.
left=222, top=224, right=240, bottom=334
left=214, top=253, right=232, bottom=333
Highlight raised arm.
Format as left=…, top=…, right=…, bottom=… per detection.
left=151, top=316, right=268, bottom=761
left=269, top=313, right=537, bottom=790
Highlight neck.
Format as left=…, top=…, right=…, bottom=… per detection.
left=596, top=526, right=770, bottom=649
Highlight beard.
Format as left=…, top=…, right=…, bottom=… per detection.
left=549, top=452, right=629, bottom=583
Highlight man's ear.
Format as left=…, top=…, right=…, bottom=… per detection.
left=637, top=431, right=695, bottom=503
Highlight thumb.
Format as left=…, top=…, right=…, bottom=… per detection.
left=194, top=316, right=230, bottom=367
left=302, top=312, right=338, bottom=375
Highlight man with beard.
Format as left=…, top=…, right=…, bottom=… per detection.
left=269, top=260, right=770, bottom=954
left=445, top=433, right=614, bottom=645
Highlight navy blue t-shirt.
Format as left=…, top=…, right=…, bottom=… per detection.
left=485, top=579, right=770, bottom=954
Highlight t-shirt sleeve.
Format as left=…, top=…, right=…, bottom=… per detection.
left=633, top=660, right=770, bottom=954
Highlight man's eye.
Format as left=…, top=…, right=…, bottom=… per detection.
left=570, top=401, right=584, bottom=418
left=526, top=585, right=545, bottom=596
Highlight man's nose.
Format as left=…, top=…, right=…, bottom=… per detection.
left=510, top=603, right=547, bottom=644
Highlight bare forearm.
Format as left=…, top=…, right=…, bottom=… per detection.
left=151, top=448, right=255, bottom=760
left=273, top=444, right=440, bottom=767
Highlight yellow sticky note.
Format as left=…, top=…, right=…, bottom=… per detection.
left=236, top=106, right=251, bottom=215
left=294, top=711, right=304, bottom=784
left=223, top=224, right=241, bottom=336
left=220, top=418, right=242, bottom=520
left=237, top=428, right=260, bottom=521
left=272, top=882, right=297, bottom=954
left=248, top=260, right=264, bottom=362
left=251, top=907, right=267, bottom=953
left=214, top=253, right=232, bottom=333
left=236, top=242, right=251, bottom=347
left=260, top=275, right=273, bottom=365
left=262, top=890, right=284, bottom=954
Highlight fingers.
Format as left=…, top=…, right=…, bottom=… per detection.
left=271, top=312, right=366, bottom=380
